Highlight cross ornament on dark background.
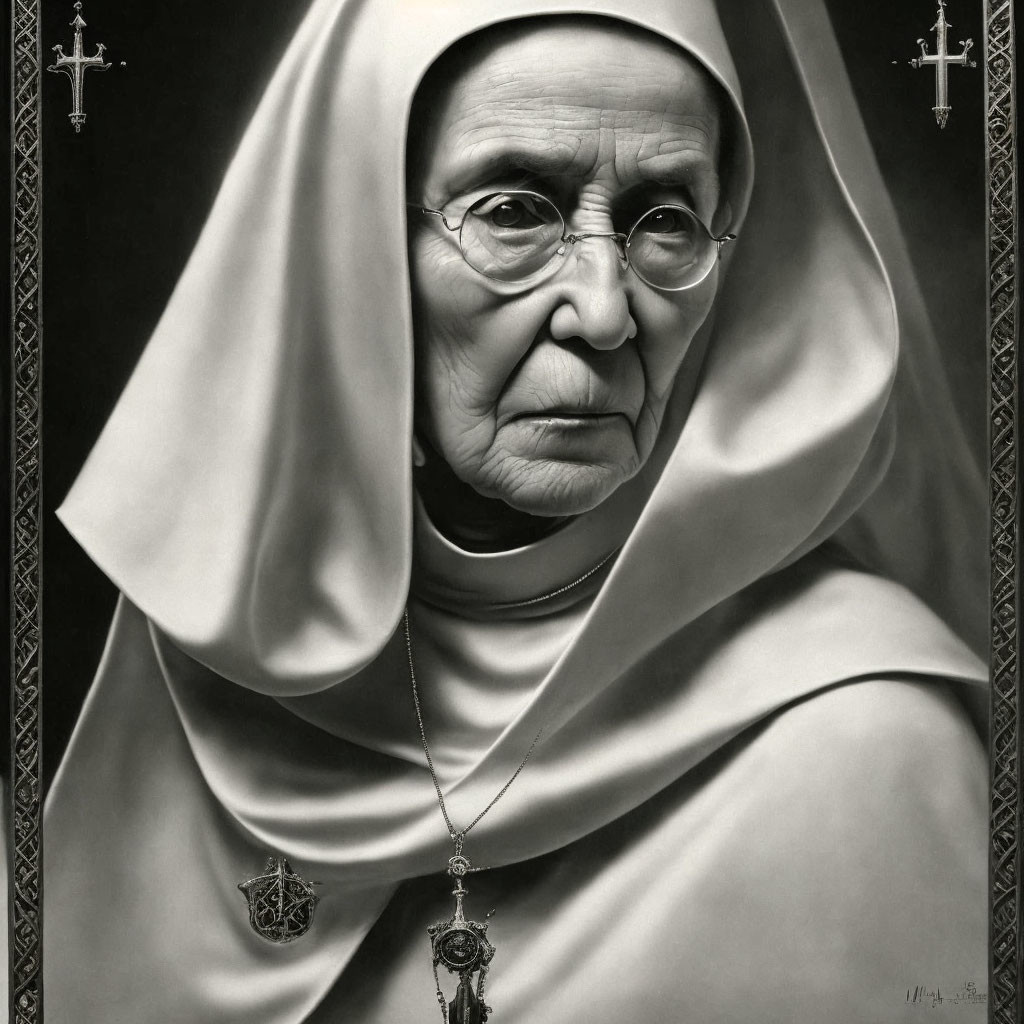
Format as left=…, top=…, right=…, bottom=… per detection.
left=47, top=2, right=110, bottom=132
left=906, top=0, right=976, bottom=127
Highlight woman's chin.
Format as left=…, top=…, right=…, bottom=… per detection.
left=486, top=459, right=635, bottom=518
left=469, top=416, right=638, bottom=516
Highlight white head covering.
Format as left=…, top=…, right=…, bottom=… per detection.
left=47, top=0, right=986, bottom=1020
left=55, top=0, right=984, bottom=691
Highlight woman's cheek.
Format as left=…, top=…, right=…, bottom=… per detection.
left=444, top=306, right=546, bottom=414
left=415, top=321, right=518, bottom=460
left=641, top=290, right=716, bottom=386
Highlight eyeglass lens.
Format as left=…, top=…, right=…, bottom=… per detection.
left=458, top=191, right=717, bottom=290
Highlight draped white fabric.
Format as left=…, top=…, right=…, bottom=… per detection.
left=45, top=0, right=988, bottom=1020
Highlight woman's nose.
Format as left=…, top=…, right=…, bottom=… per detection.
left=548, top=236, right=638, bottom=350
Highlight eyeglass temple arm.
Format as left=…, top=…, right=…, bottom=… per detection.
left=407, top=203, right=461, bottom=233
left=715, top=233, right=738, bottom=256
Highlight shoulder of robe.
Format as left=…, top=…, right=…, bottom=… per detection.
left=761, top=675, right=985, bottom=807
left=711, top=677, right=987, bottom=1016
left=746, top=676, right=987, bottom=869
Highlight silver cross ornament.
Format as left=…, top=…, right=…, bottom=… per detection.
left=907, top=0, right=976, bottom=128
left=47, top=2, right=110, bottom=132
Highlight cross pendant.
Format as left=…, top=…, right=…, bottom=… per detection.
left=907, top=0, right=976, bottom=128
left=47, top=2, right=110, bottom=132
left=427, top=846, right=496, bottom=1024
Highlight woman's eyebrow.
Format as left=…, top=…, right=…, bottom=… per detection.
left=637, top=147, right=718, bottom=187
left=636, top=149, right=721, bottom=213
left=448, top=141, right=580, bottom=190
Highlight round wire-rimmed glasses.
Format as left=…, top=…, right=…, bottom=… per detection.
left=407, top=189, right=737, bottom=291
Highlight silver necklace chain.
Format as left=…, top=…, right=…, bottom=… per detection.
left=496, top=547, right=617, bottom=609
left=404, top=548, right=618, bottom=850
left=404, top=610, right=542, bottom=849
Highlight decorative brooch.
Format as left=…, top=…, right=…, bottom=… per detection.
left=238, top=856, right=320, bottom=943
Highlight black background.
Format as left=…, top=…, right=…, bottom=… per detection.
left=19, top=0, right=988, bottom=787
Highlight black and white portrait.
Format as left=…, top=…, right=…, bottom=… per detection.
left=6, top=0, right=1017, bottom=1021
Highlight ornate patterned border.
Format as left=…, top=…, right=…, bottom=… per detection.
left=988, top=2, right=1020, bottom=1021
left=4, top=2, right=1020, bottom=1022
left=9, top=0, right=43, bottom=1017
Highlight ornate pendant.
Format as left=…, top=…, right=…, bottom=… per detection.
left=238, top=856, right=320, bottom=943
left=428, top=850, right=496, bottom=1024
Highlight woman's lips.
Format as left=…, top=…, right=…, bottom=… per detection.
left=499, top=410, right=636, bottom=462
left=505, top=409, right=632, bottom=426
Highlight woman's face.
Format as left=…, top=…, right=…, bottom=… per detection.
left=408, top=21, right=726, bottom=517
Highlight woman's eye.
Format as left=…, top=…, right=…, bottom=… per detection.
left=643, top=209, right=689, bottom=234
left=469, top=192, right=555, bottom=229
left=489, top=199, right=541, bottom=229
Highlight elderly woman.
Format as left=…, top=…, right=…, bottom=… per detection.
left=42, top=0, right=986, bottom=1021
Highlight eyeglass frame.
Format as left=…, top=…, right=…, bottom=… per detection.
left=406, top=189, right=737, bottom=292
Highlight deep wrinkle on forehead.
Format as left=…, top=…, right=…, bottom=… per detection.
left=440, top=138, right=719, bottom=210
left=414, top=30, right=723, bottom=220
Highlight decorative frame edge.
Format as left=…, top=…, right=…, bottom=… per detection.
left=5, top=2, right=1020, bottom=1024
left=9, top=0, right=43, bottom=1021
left=987, top=0, right=1021, bottom=1021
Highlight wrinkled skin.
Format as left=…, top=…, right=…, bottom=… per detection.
left=407, top=20, right=728, bottom=527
